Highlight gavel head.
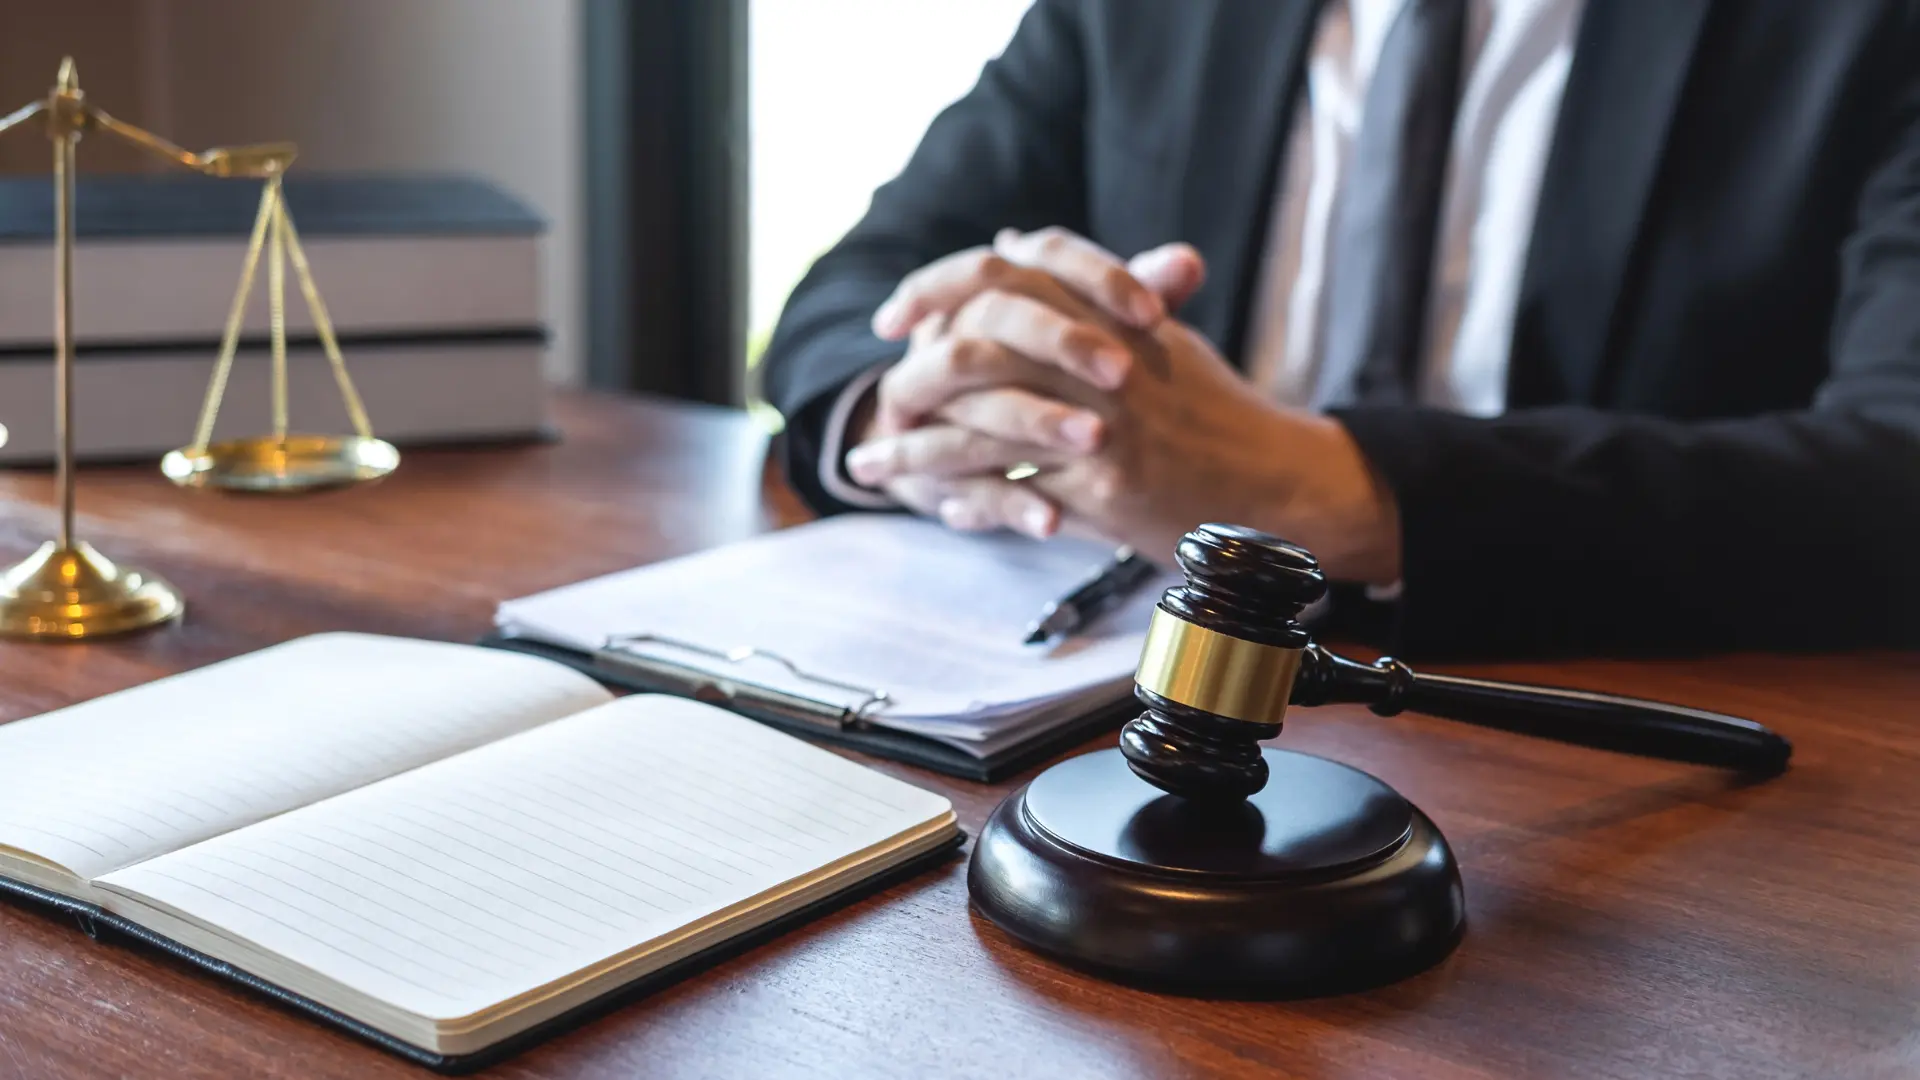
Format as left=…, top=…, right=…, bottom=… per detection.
left=1120, top=524, right=1326, bottom=801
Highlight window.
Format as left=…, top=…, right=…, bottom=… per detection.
left=746, top=1, right=1033, bottom=368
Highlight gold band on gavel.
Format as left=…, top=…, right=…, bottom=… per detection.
left=1133, top=606, right=1303, bottom=727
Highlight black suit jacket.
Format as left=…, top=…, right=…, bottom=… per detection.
left=759, top=0, right=1920, bottom=658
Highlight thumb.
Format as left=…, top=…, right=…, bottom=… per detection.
left=1126, top=243, right=1207, bottom=312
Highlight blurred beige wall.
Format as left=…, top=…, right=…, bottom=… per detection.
left=0, top=0, right=583, bottom=384
left=0, top=0, right=160, bottom=174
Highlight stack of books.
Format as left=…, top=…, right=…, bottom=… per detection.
left=0, top=173, right=552, bottom=463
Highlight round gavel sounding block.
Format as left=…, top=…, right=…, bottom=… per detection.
left=968, top=525, right=1465, bottom=995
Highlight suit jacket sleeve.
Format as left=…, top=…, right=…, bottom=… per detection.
left=757, top=0, right=1089, bottom=515
left=1330, top=53, right=1920, bottom=659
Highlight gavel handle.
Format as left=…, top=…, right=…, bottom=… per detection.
left=1296, top=649, right=1793, bottom=773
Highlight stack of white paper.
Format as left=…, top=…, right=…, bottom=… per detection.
left=494, top=515, right=1177, bottom=758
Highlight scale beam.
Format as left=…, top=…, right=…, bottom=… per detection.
left=0, top=58, right=396, bottom=641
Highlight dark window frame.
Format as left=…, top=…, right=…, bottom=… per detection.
left=582, top=0, right=748, bottom=405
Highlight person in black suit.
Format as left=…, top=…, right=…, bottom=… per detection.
left=758, top=0, right=1920, bottom=657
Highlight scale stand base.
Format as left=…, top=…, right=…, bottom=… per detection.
left=969, top=747, right=1466, bottom=996
left=162, top=434, right=399, bottom=494
left=0, top=540, right=183, bottom=639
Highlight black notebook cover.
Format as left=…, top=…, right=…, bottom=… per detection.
left=0, top=173, right=542, bottom=242
left=0, top=832, right=963, bottom=1073
left=477, top=631, right=1134, bottom=783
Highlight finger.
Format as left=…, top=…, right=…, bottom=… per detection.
left=935, top=476, right=1061, bottom=541
left=950, top=289, right=1131, bottom=390
left=874, top=244, right=1117, bottom=341
left=872, top=246, right=989, bottom=339
left=845, top=425, right=1075, bottom=485
left=876, top=336, right=1101, bottom=429
left=882, top=472, right=951, bottom=519
left=906, top=308, right=950, bottom=349
left=993, top=226, right=1165, bottom=329
left=1127, top=242, right=1207, bottom=311
left=934, top=386, right=1105, bottom=452
left=873, top=247, right=1034, bottom=339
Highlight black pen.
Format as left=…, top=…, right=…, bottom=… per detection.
left=1024, top=547, right=1157, bottom=645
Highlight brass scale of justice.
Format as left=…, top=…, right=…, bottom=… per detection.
left=0, top=60, right=398, bottom=641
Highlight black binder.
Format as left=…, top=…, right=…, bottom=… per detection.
left=478, top=630, right=1135, bottom=783
left=0, top=834, right=963, bottom=1073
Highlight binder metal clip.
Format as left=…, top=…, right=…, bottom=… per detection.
left=596, top=633, right=892, bottom=733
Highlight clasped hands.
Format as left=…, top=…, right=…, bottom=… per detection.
left=843, top=226, right=1402, bottom=584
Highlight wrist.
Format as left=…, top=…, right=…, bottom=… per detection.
left=1258, top=413, right=1403, bottom=586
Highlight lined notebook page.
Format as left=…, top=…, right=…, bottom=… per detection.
left=95, top=695, right=954, bottom=1025
left=0, top=633, right=612, bottom=883
left=497, top=515, right=1178, bottom=735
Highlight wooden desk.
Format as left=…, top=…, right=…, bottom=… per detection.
left=1, top=392, right=1915, bottom=1080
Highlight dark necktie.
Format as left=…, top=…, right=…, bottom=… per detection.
left=1319, top=0, right=1469, bottom=408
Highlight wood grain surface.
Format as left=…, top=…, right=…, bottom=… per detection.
left=0, top=391, right=1914, bottom=1080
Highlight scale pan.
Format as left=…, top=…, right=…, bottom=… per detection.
left=162, top=434, right=398, bottom=493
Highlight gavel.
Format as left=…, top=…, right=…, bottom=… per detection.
left=1123, top=523, right=1791, bottom=800
left=968, top=522, right=1793, bottom=996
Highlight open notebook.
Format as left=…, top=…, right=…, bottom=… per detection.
left=0, top=633, right=959, bottom=1069
left=491, top=515, right=1182, bottom=779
